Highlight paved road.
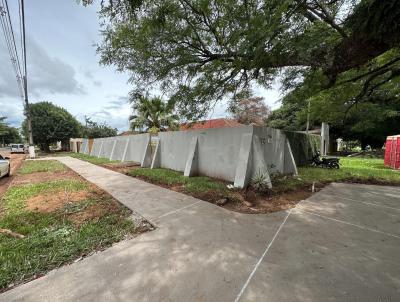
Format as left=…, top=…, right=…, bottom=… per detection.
left=1, top=157, right=399, bottom=302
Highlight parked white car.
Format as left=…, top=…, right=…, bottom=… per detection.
left=0, top=154, right=10, bottom=178
left=10, top=144, right=25, bottom=154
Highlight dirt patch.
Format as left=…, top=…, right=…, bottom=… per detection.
left=68, top=199, right=122, bottom=226
left=26, top=190, right=92, bottom=213
left=128, top=173, right=318, bottom=214
left=222, top=189, right=313, bottom=214
left=13, top=170, right=77, bottom=186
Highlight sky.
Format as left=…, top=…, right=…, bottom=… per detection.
left=0, top=0, right=282, bottom=132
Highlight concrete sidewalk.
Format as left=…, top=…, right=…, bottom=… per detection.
left=1, top=157, right=399, bottom=301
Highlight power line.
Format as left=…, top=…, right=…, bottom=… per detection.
left=4, top=0, right=23, bottom=80
left=0, top=0, right=24, bottom=98
left=0, top=0, right=35, bottom=157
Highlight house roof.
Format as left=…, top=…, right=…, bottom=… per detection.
left=180, top=118, right=243, bottom=131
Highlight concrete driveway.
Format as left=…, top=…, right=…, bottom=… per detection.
left=1, top=157, right=399, bottom=301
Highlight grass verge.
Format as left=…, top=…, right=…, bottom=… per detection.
left=126, top=157, right=400, bottom=213
left=0, top=161, right=141, bottom=291
left=55, top=152, right=118, bottom=165
left=19, top=160, right=65, bottom=174
left=273, top=157, right=400, bottom=192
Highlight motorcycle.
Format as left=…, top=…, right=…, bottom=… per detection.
left=311, top=152, right=340, bottom=169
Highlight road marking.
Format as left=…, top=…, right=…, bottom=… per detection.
left=294, top=209, right=400, bottom=240
left=154, top=201, right=202, bottom=220
left=234, top=209, right=292, bottom=302
left=303, top=193, right=400, bottom=212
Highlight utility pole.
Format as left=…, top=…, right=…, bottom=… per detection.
left=21, top=0, right=35, bottom=158
left=306, top=99, right=311, bottom=134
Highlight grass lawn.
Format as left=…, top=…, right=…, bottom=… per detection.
left=0, top=160, right=140, bottom=291
left=19, top=160, right=65, bottom=174
left=273, top=157, right=400, bottom=192
left=51, top=152, right=118, bottom=165
left=128, top=168, right=230, bottom=196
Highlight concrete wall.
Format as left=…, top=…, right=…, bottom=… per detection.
left=78, top=127, right=312, bottom=188
left=151, top=126, right=298, bottom=188
left=80, top=138, right=89, bottom=154
left=82, top=134, right=151, bottom=166
left=154, top=126, right=253, bottom=181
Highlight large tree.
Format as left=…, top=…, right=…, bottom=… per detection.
left=22, top=102, right=81, bottom=152
left=0, top=117, right=22, bottom=146
left=81, top=117, right=118, bottom=138
left=83, top=0, right=400, bottom=120
left=130, top=96, right=179, bottom=132
left=267, top=51, right=400, bottom=148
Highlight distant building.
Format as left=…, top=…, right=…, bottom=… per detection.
left=180, top=118, right=243, bottom=131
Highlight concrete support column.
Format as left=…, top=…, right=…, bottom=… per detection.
left=284, top=139, right=298, bottom=175
left=98, top=140, right=104, bottom=158
left=321, top=122, right=329, bottom=156
left=141, top=136, right=153, bottom=168
left=251, top=135, right=272, bottom=188
left=234, top=133, right=253, bottom=188
left=121, top=138, right=130, bottom=162
left=151, top=140, right=161, bottom=169
left=109, top=140, right=117, bottom=160
left=184, top=136, right=199, bottom=177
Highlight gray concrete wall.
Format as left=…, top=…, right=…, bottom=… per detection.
left=124, top=134, right=151, bottom=163
left=90, top=139, right=102, bottom=157
left=253, top=126, right=287, bottom=174
left=156, top=126, right=253, bottom=181
left=86, top=134, right=151, bottom=166
left=79, top=127, right=307, bottom=188
left=152, top=126, right=298, bottom=187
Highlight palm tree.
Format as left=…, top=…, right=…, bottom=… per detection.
left=129, top=96, right=179, bottom=132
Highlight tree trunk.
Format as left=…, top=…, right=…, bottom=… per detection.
left=40, top=143, right=50, bottom=153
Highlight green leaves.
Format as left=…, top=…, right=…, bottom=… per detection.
left=130, top=96, right=179, bottom=132
left=82, top=117, right=117, bottom=139
left=22, top=102, right=81, bottom=151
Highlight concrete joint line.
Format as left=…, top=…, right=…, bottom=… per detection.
left=295, top=209, right=400, bottom=240
left=154, top=201, right=202, bottom=221
left=234, top=209, right=292, bottom=302
left=326, top=194, right=400, bottom=211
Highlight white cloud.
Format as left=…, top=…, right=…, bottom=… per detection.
left=0, top=38, right=85, bottom=98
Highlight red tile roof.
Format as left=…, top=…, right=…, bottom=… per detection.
left=180, top=118, right=243, bottom=131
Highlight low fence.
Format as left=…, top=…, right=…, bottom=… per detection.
left=80, top=126, right=310, bottom=188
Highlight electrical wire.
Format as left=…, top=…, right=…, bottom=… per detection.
left=0, top=0, right=24, bottom=99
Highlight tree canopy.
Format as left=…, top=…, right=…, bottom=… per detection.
left=81, top=117, right=118, bottom=138
left=22, top=102, right=81, bottom=152
left=129, top=96, right=179, bottom=132
left=84, top=0, right=400, bottom=120
left=229, top=96, right=270, bottom=125
left=267, top=50, right=400, bottom=148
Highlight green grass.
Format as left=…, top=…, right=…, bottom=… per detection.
left=19, top=160, right=65, bottom=174
left=272, top=157, right=400, bottom=192
left=128, top=168, right=229, bottom=195
left=127, top=158, right=400, bottom=197
left=54, top=152, right=118, bottom=165
left=2, top=180, right=88, bottom=215
left=0, top=163, right=137, bottom=291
